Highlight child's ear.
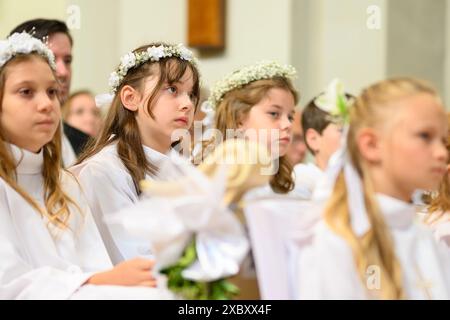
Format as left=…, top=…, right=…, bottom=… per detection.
left=237, top=114, right=249, bottom=130
left=357, top=128, right=382, bottom=163
left=120, top=85, right=140, bottom=112
left=305, top=128, right=320, bottom=154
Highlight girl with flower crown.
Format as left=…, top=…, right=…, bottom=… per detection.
left=101, top=60, right=299, bottom=300
left=292, top=78, right=450, bottom=299
left=71, top=43, right=200, bottom=265
left=197, top=61, right=299, bottom=299
left=0, top=33, right=173, bottom=299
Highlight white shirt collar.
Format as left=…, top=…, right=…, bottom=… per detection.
left=10, top=144, right=43, bottom=175
left=376, top=193, right=415, bottom=229
left=142, top=144, right=170, bottom=165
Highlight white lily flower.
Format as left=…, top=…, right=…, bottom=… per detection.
left=314, top=78, right=345, bottom=115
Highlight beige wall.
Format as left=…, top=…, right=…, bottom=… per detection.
left=1, top=0, right=449, bottom=109
left=0, top=0, right=65, bottom=35
left=446, top=0, right=450, bottom=109
left=387, top=0, right=446, bottom=100
left=291, top=0, right=386, bottom=104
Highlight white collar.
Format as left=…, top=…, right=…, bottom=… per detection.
left=142, top=144, right=170, bottom=164
left=376, top=193, right=415, bottom=229
left=10, top=144, right=43, bottom=175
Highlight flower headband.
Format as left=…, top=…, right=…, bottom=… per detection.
left=314, top=78, right=354, bottom=124
left=0, top=32, right=56, bottom=70
left=108, top=43, right=198, bottom=94
left=207, top=61, right=297, bottom=110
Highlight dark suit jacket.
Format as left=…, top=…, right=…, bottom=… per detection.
left=63, top=122, right=91, bottom=156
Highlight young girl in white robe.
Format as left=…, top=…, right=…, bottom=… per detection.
left=295, top=77, right=450, bottom=299
left=200, top=61, right=299, bottom=299
left=71, top=43, right=200, bottom=264
left=0, top=33, right=170, bottom=299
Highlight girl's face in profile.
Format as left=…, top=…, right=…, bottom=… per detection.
left=370, top=93, right=448, bottom=200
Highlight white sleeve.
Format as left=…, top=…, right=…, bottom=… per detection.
left=60, top=172, right=113, bottom=272
left=0, top=191, right=93, bottom=299
left=75, top=162, right=148, bottom=264
left=297, top=222, right=367, bottom=299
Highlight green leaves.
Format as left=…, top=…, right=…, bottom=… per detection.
left=336, top=93, right=350, bottom=124
left=160, top=239, right=240, bottom=300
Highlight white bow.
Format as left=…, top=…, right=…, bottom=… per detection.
left=106, top=154, right=249, bottom=281
left=312, top=127, right=371, bottom=237
left=95, top=93, right=114, bottom=108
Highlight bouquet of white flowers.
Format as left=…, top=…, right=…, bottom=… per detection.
left=107, top=139, right=273, bottom=299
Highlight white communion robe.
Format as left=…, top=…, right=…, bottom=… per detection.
left=0, top=144, right=171, bottom=299
left=71, top=142, right=182, bottom=264
left=417, top=210, right=450, bottom=255
left=291, top=163, right=324, bottom=199
left=295, top=194, right=450, bottom=299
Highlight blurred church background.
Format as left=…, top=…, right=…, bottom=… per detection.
left=1, top=0, right=448, bottom=108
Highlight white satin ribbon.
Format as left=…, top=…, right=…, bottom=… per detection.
left=95, top=93, right=114, bottom=108
left=106, top=155, right=249, bottom=282
left=312, top=126, right=371, bottom=237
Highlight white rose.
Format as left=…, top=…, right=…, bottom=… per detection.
left=10, top=33, right=36, bottom=54
left=178, top=45, right=193, bottom=61
left=120, top=52, right=136, bottom=71
left=148, top=46, right=165, bottom=61
left=108, top=72, right=120, bottom=89
left=0, top=42, right=13, bottom=67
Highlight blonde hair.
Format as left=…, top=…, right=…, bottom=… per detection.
left=77, top=43, right=200, bottom=194
left=0, top=53, right=81, bottom=230
left=203, top=77, right=299, bottom=194
left=61, top=90, right=95, bottom=121
left=323, top=77, right=439, bottom=299
left=426, top=113, right=450, bottom=222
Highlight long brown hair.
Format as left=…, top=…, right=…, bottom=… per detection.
left=203, top=77, right=298, bottom=194
left=77, top=43, right=200, bottom=194
left=0, top=53, right=80, bottom=230
left=323, top=77, right=439, bottom=299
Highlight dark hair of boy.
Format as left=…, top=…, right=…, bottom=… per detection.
left=301, top=93, right=354, bottom=154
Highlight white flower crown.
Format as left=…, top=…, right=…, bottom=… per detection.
left=108, top=43, right=198, bottom=93
left=207, top=61, right=297, bottom=110
left=0, top=32, right=56, bottom=71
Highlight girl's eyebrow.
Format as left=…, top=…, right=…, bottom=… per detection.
left=269, top=104, right=282, bottom=110
left=11, top=79, right=58, bottom=87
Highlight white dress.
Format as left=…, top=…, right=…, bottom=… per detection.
left=417, top=210, right=450, bottom=254
left=71, top=142, right=183, bottom=264
left=243, top=186, right=319, bottom=299
left=0, top=144, right=171, bottom=299
left=295, top=194, right=450, bottom=299
left=291, top=163, right=323, bottom=199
